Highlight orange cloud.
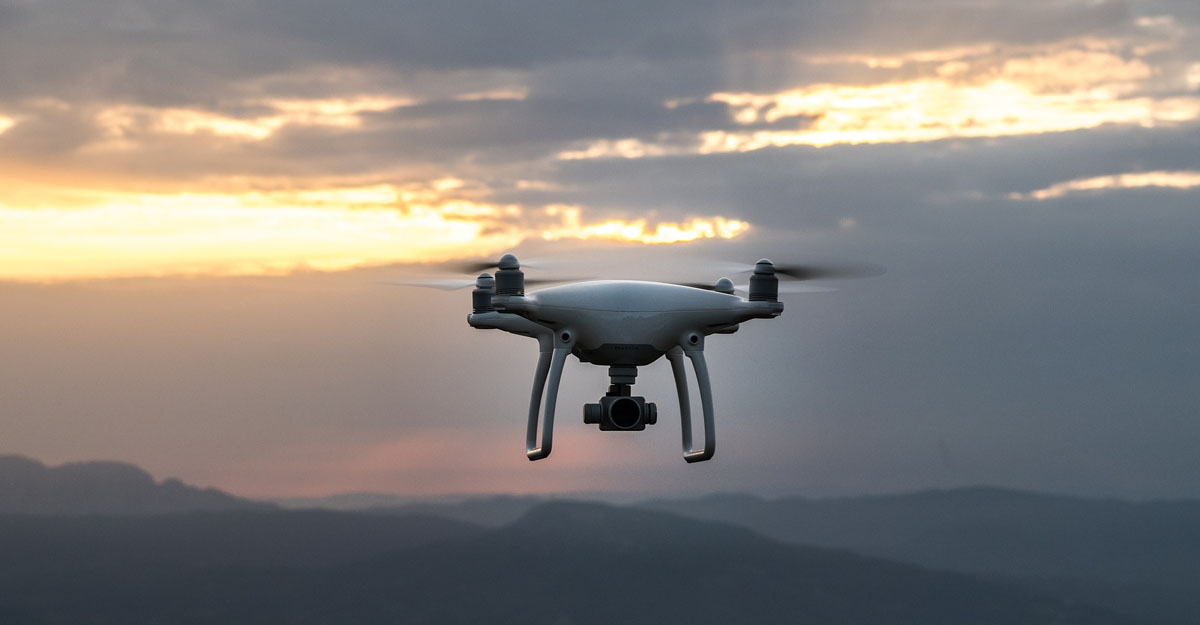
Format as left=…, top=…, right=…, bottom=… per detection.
left=0, top=181, right=749, bottom=282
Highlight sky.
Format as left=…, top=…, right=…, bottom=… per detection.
left=1, top=0, right=1198, bottom=499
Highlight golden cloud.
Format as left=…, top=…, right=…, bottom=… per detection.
left=562, top=40, right=1200, bottom=158
left=93, top=95, right=413, bottom=143
left=1010, top=170, right=1200, bottom=200
left=0, top=181, right=749, bottom=282
left=802, top=44, right=998, bottom=70
left=453, top=86, right=529, bottom=101
left=539, top=205, right=749, bottom=244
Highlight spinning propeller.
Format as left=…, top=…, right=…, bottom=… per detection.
left=673, top=259, right=884, bottom=294
left=391, top=254, right=882, bottom=294
left=384, top=256, right=577, bottom=290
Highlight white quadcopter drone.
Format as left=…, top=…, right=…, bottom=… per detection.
left=414, top=253, right=878, bottom=463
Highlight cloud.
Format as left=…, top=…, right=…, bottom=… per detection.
left=2, top=1, right=1194, bottom=188
left=0, top=178, right=750, bottom=281
left=559, top=36, right=1200, bottom=156
left=93, top=95, right=415, bottom=142
left=1009, top=170, right=1200, bottom=199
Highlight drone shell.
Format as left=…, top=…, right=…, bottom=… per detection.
left=492, top=280, right=782, bottom=366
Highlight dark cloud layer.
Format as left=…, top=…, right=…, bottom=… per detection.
left=0, top=0, right=1149, bottom=101
left=1, top=0, right=1193, bottom=184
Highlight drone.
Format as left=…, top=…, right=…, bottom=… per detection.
left=408, top=253, right=878, bottom=463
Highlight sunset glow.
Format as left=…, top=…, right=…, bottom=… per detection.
left=540, top=205, right=749, bottom=244
left=4, top=19, right=1198, bottom=289
left=0, top=184, right=749, bottom=282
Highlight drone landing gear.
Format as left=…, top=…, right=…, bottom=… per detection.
left=667, top=340, right=716, bottom=463
left=524, top=331, right=716, bottom=463
left=526, top=330, right=574, bottom=460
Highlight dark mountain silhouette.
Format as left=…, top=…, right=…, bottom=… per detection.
left=0, top=501, right=1149, bottom=625
left=0, top=509, right=484, bottom=573
left=273, top=491, right=427, bottom=510
left=367, top=494, right=548, bottom=526
left=642, top=487, right=1200, bottom=587
left=0, top=454, right=271, bottom=514
left=642, top=487, right=1200, bottom=624
left=0, top=455, right=1185, bottom=624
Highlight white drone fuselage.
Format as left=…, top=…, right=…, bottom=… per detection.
left=491, top=280, right=782, bottom=366
left=466, top=256, right=784, bottom=464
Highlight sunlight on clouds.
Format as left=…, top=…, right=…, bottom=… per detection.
left=701, top=82, right=1198, bottom=151
left=0, top=193, right=518, bottom=282
left=1136, top=15, right=1176, bottom=29
left=432, top=177, right=465, bottom=191
left=454, top=86, right=529, bottom=101
left=1188, top=64, right=1200, bottom=91
left=558, top=138, right=674, bottom=160
left=563, top=42, right=1200, bottom=158
left=803, top=44, right=998, bottom=70
left=0, top=184, right=749, bottom=282
left=515, top=179, right=560, bottom=191
left=260, top=96, right=414, bottom=125
left=98, top=107, right=272, bottom=140
left=994, top=47, right=1152, bottom=92
left=287, top=185, right=400, bottom=206
left=95, top=95, right=412, bottom=142
left=540, top=204, right=748, bottom=244
left=0, top=113, right=15, bottom=135
left=1009, top=171, right=1200, bottom=200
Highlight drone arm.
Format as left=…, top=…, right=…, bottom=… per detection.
left=668, top=343, right=716, bottom=463
left=526, top=330, right=574, bottom=461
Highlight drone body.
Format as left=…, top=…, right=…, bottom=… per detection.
left=467, top=254, right=783, bottom=463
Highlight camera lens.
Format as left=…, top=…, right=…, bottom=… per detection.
left=608, top=397, right=641, bottom=429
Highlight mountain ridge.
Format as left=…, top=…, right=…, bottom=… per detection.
left=323, top=500, right=1142, bottom=625
left=0, top=454, right=273, bottom=515
left=0, top=455, right=1182, bottom=623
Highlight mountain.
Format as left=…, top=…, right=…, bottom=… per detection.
left=0, top=454, right=272, bottom=514
left=641, top=487, right=1200, bottom=586
left=273, top=491, right=428, bottom=510
left=0, top=509, right=484, bottom=574
left=0, top=501, right=1148, bottom=625
left=366, top=494, right=547, bottom=526
left=642, top=487, right=1200, bottom=624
